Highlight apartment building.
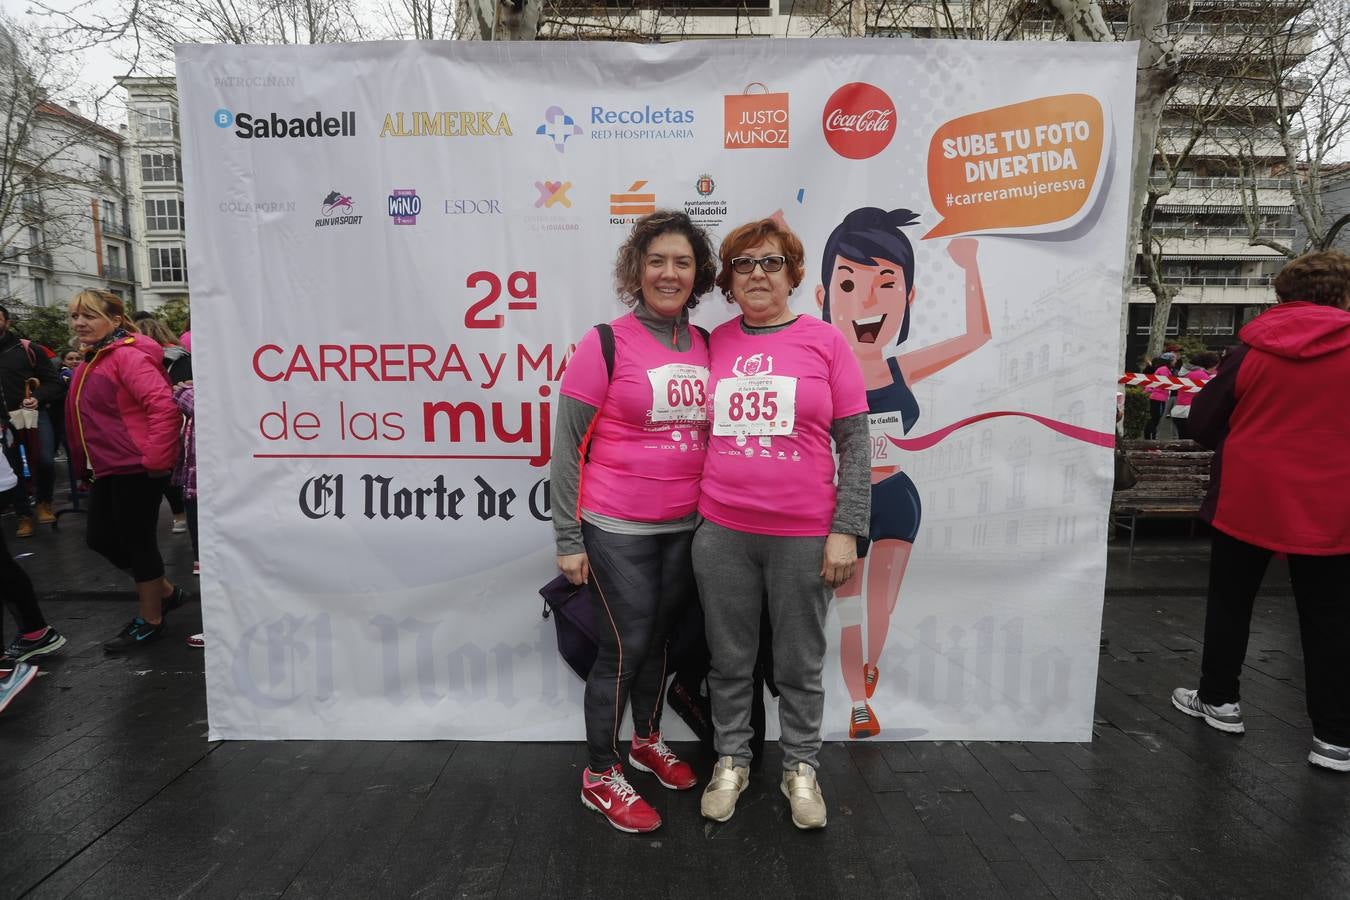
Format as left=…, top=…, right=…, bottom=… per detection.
left=115, top=76, right=189, bottom=314
left=0, top=98, right=134, bottom=313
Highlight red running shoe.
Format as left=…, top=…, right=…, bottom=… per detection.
left=849, top=703, right=880, bottom=739
left=863, top=663, right=879, bottom=699
left=628, top=734, right=697, bottom=790
left=581, top=765, right=661, bottom=833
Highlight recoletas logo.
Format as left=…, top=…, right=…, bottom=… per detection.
left=822, top=83, right=896, bottom=160
left=536, top=106, right=583, bottom=153
left=215, top=108, right=356, bottom=139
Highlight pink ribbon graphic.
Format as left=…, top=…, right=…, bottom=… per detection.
left=886, top=410, right=1115, bottom=452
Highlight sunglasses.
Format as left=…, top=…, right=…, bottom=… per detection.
left=729, top=255, right=787, bottom=275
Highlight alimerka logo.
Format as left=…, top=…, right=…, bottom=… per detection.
left=216, top=108, right=356, bottom=139
left=379, top=111, right=512, bottom=137
left=724, top=83, right=789, bottom=150
left=822, top=83, right=896, bottom=160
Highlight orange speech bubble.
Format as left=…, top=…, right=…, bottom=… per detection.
left=925, top=94, right=1105, bottom=239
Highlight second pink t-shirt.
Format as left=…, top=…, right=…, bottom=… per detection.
left=699, top=315, right=868, bottom=536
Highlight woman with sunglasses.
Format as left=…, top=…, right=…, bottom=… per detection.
left=692, top=218, right=870, bottom=829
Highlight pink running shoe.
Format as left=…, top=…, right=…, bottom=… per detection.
left=581, top=765, right=661, bottom=833
left=629, top=734, right=697, bottom=790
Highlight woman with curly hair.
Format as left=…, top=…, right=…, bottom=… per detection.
left=550, top=210, right=717, bottom=832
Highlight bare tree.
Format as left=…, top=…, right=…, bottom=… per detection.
left=0, top=19, right=113, bottom=301
left=1231, top=0, right=1350, bottom=256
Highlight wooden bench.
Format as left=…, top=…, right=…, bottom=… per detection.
left=1111, top=439, right=1214, bottom=561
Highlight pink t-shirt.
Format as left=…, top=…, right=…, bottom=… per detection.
left=1172, top=368, right=1211, bottom=407
left=699, top=315, right=868, bottom=536
left=560, top=312, right=710, bottom=522
left=1147, top=366, right=1172, bottom=402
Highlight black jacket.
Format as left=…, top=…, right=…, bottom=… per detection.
left=0, top=330, right=65, bottom=414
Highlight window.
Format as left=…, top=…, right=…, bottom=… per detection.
left=973, top=523, right=989, bottom=546
left=0, top=272, right=9, bottom=298
left=100, top=199, right=120, bottom=233
left=27, top=226, right=40, bottom=249
left=977, top=479, right=990, bottom=513
left=145, top=198, right=184, bottom=232
left=1005, top=520, right=1020, bottom=546
left=943, top=526, right=952, bottom=549
left=1039, top=344, right=1050, bottom=372
left=140, top=105, right=176, bottom=139
left=1055, top=516, right=1077, bottom=544
left=1062, top=464, right=1077, bottom=502
left=32, top=277, right=45, bottom=306
left=140, top=153, right=182, bottom=184
left=1135, top=307, right=1181, bottom=336
left=980, top=429, right=992, bottom=460
left=1009, top=358, right=1019, bottom=382
left=99, top=155, right=113, bottom=179
left=105, top=245, right=122, bottom=277
left=1188, top=306, right=1235, bottom=336
left=149, top=246, right=186, bottom=283
left=1009, top=465, right=1026, bottom=508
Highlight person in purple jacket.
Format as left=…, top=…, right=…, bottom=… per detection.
left=66, top=291, right=186, bottom=652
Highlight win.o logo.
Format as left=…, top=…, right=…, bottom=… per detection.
left=214, top=109, right=234, bottom=129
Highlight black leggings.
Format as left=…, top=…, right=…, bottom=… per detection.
left=87, top=473, right=169, bottom=583
left=1144, top=399, right=1166, bottom=440
left=0, top=487, right=45, bottom=642
left=581, top=522, right=694, bottom=771
left=1200, top=529, right=1350, bottom=745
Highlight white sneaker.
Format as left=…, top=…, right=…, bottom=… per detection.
left=1171, top=688, right=1244, bottom=733
left=172, top=519, right=187, bottom=534
left=1309, top=738, right=1350, bottom=772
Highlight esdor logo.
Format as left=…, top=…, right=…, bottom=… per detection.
left=822, top=83, right=895, bottom=160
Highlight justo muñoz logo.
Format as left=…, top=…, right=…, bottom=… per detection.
left=822, top=83, right=896, bottom=160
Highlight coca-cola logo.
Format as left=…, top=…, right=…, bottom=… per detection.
left=822, top=83, right=896, bottom=160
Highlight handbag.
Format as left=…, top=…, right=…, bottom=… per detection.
left=539, top=574, right=599, bottom=681
left=1169, top=404, right=1191, bottom=419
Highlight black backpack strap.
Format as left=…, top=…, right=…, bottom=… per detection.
left=596, top=323, right=615, bottom=381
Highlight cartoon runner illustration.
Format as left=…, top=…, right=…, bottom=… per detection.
left=816, top=207, right=991, bottom=738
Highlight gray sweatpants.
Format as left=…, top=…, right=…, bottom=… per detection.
left=692, top=519, right=830, bottom=771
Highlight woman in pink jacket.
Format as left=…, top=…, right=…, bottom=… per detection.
left=66, top=291, right=186, bottom=651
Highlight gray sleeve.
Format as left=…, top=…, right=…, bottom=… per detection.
left=830, top=412, right=872, bottom=537
left=550, top=394, right=599, bottom=556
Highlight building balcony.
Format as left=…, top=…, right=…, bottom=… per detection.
left=1152, top=225, right=1295, bottom=240
left=101, top=264, right=133, bottom=282
left=1129, top=280, right=1276, bottom=306
left=20, top=198, right=44, bottom=216
left=27, top=251, right=54, bottom=270
left=1149, top=175, right=1293, bottom=191
left=103, top=221, right=132, bottom=238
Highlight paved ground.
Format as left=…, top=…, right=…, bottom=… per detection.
left=2, top=497, right=1346, bottom=899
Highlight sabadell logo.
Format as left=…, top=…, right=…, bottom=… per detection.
left=821, top=83, right=895, bottom=160
left=214, top=107, right=356, bottom=139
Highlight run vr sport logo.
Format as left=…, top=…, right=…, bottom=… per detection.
left=214, top=107, right=356, bottom=139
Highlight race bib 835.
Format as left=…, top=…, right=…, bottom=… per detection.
left=712, top=375, right=797, bottom=436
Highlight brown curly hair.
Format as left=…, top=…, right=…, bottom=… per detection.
left=612, top=210, right=717, bottom=310
left=714, top=218, right=806, bottom=301
left=1273, top=250, right=1350, bottom=308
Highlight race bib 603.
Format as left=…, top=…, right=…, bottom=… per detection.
left=647, top=363, right=710, bottom=424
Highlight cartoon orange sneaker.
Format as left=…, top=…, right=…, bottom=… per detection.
left=849, top=702, right=880, bottom=739
left=863, top=663, right=879, bottom=699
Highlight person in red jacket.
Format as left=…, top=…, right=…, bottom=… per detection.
left=66, top=291, right=187, bottom=651
left=1171, top=250, right=1350, bottom=772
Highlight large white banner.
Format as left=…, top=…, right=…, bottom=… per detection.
left=177, top=38, right=1135, bottom=741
